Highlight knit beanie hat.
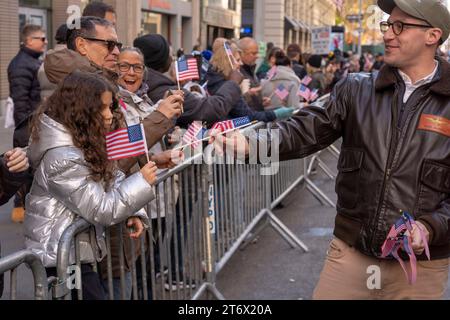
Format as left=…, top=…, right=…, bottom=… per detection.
left=133, top=34, right=170, bottom=71
left=308, top=54, right=322, bottom=69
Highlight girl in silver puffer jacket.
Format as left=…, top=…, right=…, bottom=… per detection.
left=25, top=71, right=157, bottom=299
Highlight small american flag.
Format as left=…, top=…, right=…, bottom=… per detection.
left=183, top=121, right=205, bottom=148
left=297, top=84, right=311, bottom=101
left=106, top=124, right=148, bottom=161
left=274, top=84, right=289, bottom=101
left=224, top=42, right=237, bottom=67
left=224, top=42, right=233, bottom=56
left=301, top=75, right=312, bottom=86
left=267, top=66, right=277, bottom=80
left=309, top=89, right=319, bottom=102
left=211, top=116, right=251, bottom=133
left=176, top=57, right=199, bottom=82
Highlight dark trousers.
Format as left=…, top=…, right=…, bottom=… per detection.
left=46, top=264, right=106, bottom=300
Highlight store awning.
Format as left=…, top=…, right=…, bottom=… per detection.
left=285, top=16, right=300, bottom=31
left=296, top=19, right=311, bottom=32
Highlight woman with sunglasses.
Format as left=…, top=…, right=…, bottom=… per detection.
left=25, top=71, right=158, bottom=300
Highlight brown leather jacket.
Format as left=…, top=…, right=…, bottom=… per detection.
left=273, top=57, right=450, bottom=260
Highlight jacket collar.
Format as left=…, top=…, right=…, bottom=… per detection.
left=21, top=46, right=42, bottom=59
left=375, top=56, right=450, bottom=96
left=241, top=63, right=256, bottom=76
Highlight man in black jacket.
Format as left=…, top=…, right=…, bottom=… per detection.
left=8, top=25, right=46, bottom=144
left=0, top=148, right=30, bottom=298
left=238, top=37, right=271, bottom=112
left=7, top=24, right=46, bottom=222
left=214, top=0, right=450, bottom=300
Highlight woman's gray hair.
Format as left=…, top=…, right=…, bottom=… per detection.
left=119, top=46, right=144, bottom=59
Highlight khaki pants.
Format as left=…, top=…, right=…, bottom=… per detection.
left=313, top=238, right=449, bottom=300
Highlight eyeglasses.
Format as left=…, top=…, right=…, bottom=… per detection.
left=117, top=62, right=145, bottom=74
left=380, top=20, right=432, bottom=36
left=83, top=37, right=123, bottom=52
left=31, top=36, right=46, bottom=42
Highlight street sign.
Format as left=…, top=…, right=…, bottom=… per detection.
left=346, top=14, right=364, bottom=22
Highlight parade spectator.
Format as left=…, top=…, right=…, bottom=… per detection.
left=306, top=54, right=327, bottom=96
left=261, top=47, right=301, bottom=109
left=98, top=47, right=183, bottom=299
left=256, top=42, right=274, bottom=80
left=134, top=34, right=245, bottom=128
left=238, top=37, right=271, bottom=111
left=214, top=0, right=450, bottom=300
left=25, top=71, right=157, bottom=300
left=206, top=39, right=293, bottom=122
left=7, top=24, right=46, bottom=222
left=83, top=1, right=116, bottom=26
left=286, top=43, right=307, bottom=80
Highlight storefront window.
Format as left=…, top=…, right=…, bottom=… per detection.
left=141, top=11, right=170, bottom=40
left=19, top=0, right=51, bottom=9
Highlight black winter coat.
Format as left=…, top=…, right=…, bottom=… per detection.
left=7, top=47, right=42, bottom=132
left=144, top=67, right=244, bottom=128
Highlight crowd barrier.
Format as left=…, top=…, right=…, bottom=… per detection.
left=0, top=94, right=340, bottom=300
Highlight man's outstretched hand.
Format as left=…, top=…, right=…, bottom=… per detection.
left=209, top=130, right=249, bottom=158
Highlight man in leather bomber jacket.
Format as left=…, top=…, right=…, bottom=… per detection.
left=213, top=0, right=450, bottom=299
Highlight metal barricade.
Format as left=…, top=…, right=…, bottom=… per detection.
left=47, top=98, right=339, bottom=300
left=0, top=250, right=48, bottom=300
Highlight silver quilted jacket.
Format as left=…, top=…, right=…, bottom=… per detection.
left=24, top=114, right=155, bottom=267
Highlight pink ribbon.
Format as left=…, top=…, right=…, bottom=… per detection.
left=381, top=211, right=430, bottom=284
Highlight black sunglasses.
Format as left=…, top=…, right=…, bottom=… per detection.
left=31, top=36, right=46, bottom=42
left=380, top=20, right=432, bottom=36
left=83, top=37, right=123, bottom=52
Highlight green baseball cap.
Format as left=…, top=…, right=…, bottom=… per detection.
left=378, top=0, right=450, bottom=42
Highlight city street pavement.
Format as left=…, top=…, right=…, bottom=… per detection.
left=0, top=119, right=449, bottom=300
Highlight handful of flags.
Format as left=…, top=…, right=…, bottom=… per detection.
left=180, top=116, right=253, bottom=149
left=297, top=75, right=318, bottom=102
left=298, top=85, right=319, bottom=102
left=380, top=211, right=430, bottom=284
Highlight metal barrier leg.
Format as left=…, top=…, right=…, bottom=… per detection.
left=267, top=211, right=309, bottom=252
left=303, top=158, right=336, bottom=207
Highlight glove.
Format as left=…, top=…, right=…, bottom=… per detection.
left=273, top=107, right=295, bottom=119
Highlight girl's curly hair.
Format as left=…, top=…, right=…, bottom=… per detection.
left=32, top=70, right=125, bottom=187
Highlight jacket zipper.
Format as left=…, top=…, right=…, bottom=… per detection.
left=368, top=88, right=428, bottom=255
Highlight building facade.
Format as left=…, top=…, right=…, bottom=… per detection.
left=243, top=0, right=336, bottom=51
left=201, top=0, right=241, bottom=49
